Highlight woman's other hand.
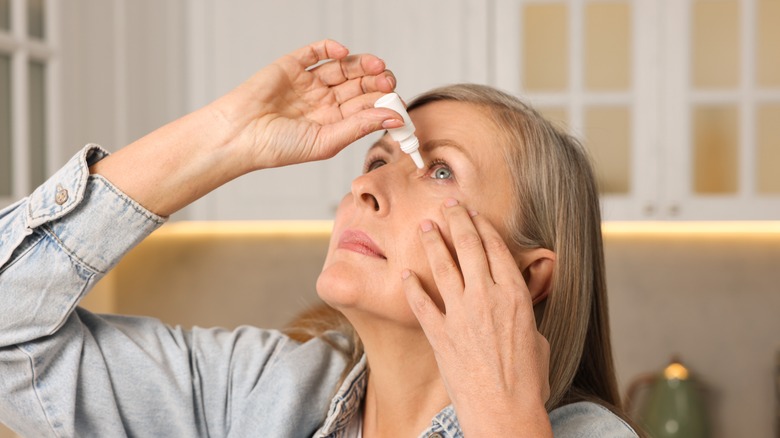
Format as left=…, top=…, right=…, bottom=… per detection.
left=402, top=199, right=553, bottom=437
left=216, top=39, right=401, bottom=170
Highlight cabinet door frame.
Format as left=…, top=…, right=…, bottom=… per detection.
left=0, top=0, right=60, bottom=206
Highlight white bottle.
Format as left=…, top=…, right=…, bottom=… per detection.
left=374, top=93, right=424, bottom=169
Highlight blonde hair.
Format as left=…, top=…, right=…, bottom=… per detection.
left=406, top=84, right=620, bottom=412
left=287, top=83, right=624, bottom=417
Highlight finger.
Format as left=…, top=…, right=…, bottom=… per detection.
left=332, top=71, right=397, bottom=105
left=470, top=212, right=528, bottom=291
left=337, top=91, right=398, bottom=120
left=442, top=200, right=492, bottom=288
left=402, top=269, right=446, bottom=348
left=419, top=219, right=465, bottom=302
left=313, top=108, right=403, bottom=158
left=312, top=54, right=387, bottom=86
left=290, top=39, right=350, bottom=69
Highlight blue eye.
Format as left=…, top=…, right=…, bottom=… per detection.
left=430, top=162, right=453, bottom=180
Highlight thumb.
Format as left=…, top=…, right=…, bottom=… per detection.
left=314, top=108, right=403, bottom=158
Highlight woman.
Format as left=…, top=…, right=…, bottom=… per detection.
left=0, top=40, right=638, bottom=437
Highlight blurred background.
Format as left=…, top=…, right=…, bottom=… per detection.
left=1, top=0, right=779, bottom=437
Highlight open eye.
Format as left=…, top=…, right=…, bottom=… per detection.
left=429, top=160, right=454, bottom=180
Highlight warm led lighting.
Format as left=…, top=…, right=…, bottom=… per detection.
left=154, top=221, right=334, bottom=237
left=602, top=221, right=780, bottom=236
left=153, top=221, right=780, bottom=239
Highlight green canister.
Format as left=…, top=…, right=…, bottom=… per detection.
left=627, top=359, right=709, bottom=437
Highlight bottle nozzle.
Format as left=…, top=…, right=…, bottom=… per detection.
left=409, top=150, right=424, bottom=169
left=374, top=93, right=424, bottom=169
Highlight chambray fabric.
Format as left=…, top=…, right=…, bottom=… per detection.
left=0, top=145, right=637, bottom=438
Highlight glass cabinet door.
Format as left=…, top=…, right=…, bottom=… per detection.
left=665, top=0, right=780, bottom=219
left=495, top=0, right=660, bottom=220
left=496, top=0, right=780, bottom=220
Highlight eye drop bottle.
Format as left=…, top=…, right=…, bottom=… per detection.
left=374, top=93, right=424, bottom=169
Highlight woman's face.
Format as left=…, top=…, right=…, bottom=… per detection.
left=317, top=100, right=516, bottom=326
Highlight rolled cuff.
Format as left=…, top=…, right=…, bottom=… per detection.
left=25, top=144, right=166, bottom=274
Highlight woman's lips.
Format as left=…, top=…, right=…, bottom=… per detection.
left=338, top=230, right=386, bottom=259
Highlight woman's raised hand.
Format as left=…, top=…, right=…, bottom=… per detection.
left=91, top=40, right=399, bottom=217
left=215, top=39, right=401, bottom=170
left=402, top=199, right=554, bottom=436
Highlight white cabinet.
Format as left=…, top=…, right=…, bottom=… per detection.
left=5, top=0, right=777, bottom=220
left=494, top=0, right=780, bottom=221
left=182, top=0, right=490, bottom=220
left=181, top=0, right=354, bottom=220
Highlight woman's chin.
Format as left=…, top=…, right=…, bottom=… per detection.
left=315, top=263, right=366, bottom=309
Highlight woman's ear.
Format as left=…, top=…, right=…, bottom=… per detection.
left=516, top=248, right=556, bottom=304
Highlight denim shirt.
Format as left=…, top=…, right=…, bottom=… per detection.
left=0, top=145, right=637, bottom=437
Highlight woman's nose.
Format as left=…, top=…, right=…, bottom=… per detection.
left=350, top=170, right=390, bottom=215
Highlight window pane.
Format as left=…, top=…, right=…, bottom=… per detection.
left=584, top=106, right=631, bottom=194
left=0, top=0, right=9, bottom=31
left=27, top=0, right=44, bottom=39
left=585, top=1, right=631, bottom=91
left=538, top=106, right=569, bottom=132
left=692, top=0, right=740, bottom=89
left=757, top=0, right=780, bottom=87
left=29, top=61, right=46, bottom=189
left=523, top=3, right=568, bottom=91
left=693, top=105, right=739, bottom=194
left=0, top=55, right=10, bottom=197
left=757, top=104, right=780, bottom=194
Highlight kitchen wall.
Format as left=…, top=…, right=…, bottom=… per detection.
left=606, top=225, right=780, bottom=437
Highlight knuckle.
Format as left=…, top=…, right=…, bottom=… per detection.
left=482, top=234, right=508, bottom=254
left=454, top=230, right=482, bottom=250
left=432, top=260, right=459, bottom=278
left=339, top=60, right=350, bottom=80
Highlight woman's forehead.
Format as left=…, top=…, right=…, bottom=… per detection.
left=411, top=102, right=505, bottom=157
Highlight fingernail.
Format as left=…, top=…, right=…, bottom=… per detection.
left=386, top=74, right=396, bottom=89
left=444, top=198, right=458, bottom=207
left=420, top=220, right=434, bottom=232
left=469, top=210, right=479, bottom=217
left=382, top=118, right=403, bottom=129
left=401, top=269, right=411, bottom=280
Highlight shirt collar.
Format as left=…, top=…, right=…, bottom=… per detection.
left=313, top=354, right=464, bottom=438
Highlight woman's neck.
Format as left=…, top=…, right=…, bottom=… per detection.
left=352, top=318, right=451, bottom=438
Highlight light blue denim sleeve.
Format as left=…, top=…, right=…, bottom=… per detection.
left=0, top=145, right=347, bottom=438
left=0, top=145, right=166, bottom=346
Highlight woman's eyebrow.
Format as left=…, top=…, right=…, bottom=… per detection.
left=367, top=138, right=394, bottom=155
left=420, top=139, right=475, bottom=163
left=367, top=138, right=475, bottom=165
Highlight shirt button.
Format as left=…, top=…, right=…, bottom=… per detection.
left=428, top=434, right=443, bottom=438
left=55, top=184, right=69, bottom=205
